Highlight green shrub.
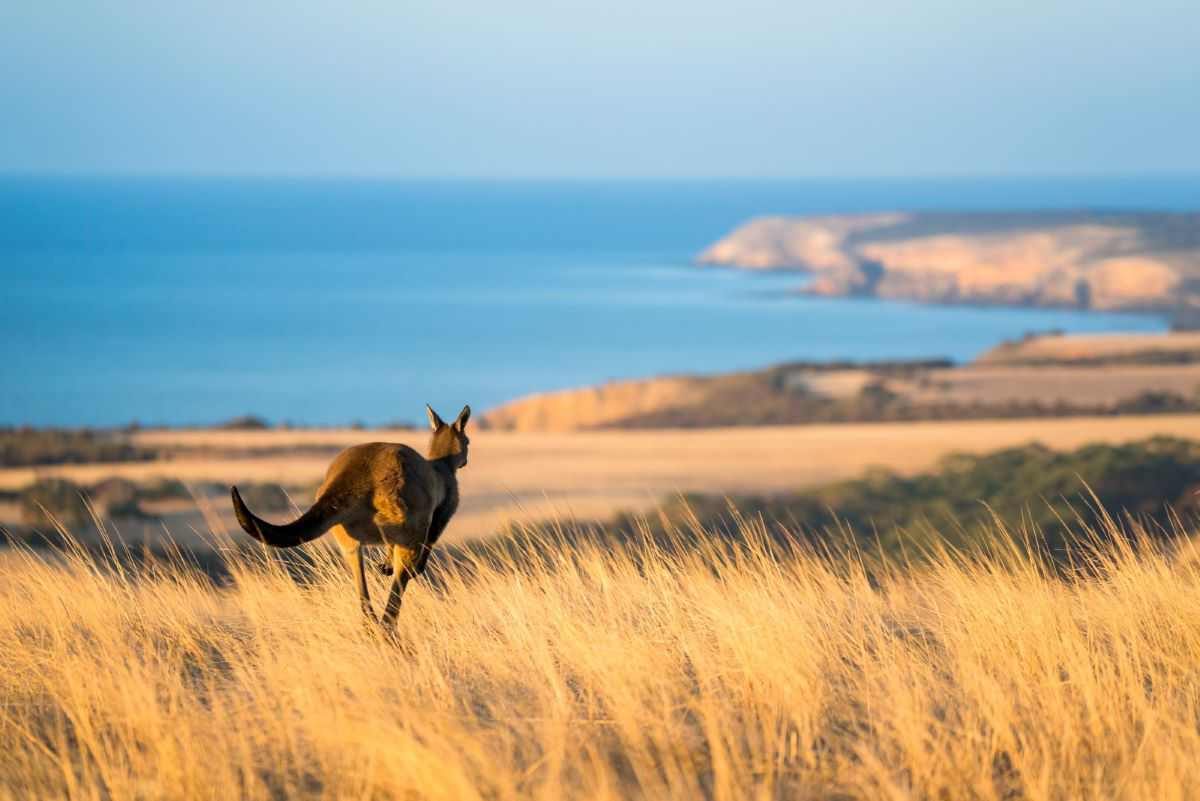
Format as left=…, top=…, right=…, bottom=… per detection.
left=19, top=479, right=93, bottom=527
left=622, top=436, right=1200, bottom=564
left=0, top=428, right=157, bottom=467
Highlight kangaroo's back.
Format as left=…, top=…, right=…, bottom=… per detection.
left=317, top=442, right=421, bottom=502
left=316, top=442, right=451, bottom=529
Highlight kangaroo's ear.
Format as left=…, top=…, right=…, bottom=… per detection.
left=453, top=404, right=471, bottom=431
left=426, top=403, right=446, bottom=430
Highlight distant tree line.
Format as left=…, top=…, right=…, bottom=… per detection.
left=0, top=428, right=158, bottom=467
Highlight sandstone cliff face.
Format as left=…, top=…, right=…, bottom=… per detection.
left=698, top=213, right=910, bottom=273
left=480, top=376, right=706, bottom=432
left=698, top=212, right=1200, bottom=315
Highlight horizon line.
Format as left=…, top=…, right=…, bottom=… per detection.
left=3, top=170, right=1200, bottom=184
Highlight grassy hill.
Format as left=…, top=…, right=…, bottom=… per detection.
left=482, top=334, right=1200, bottom=432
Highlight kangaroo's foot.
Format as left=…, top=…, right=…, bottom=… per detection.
left=373, top=621, right=414, bottom=653
left=391, top=634, right=416, bottom=656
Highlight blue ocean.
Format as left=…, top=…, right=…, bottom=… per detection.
left=2, top=176, right=1196, bottom=427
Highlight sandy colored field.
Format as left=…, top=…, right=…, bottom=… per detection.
left=912, top=363, right=1200, bottom=405
left=796, top=363, right=1200, bottom=405
left=978, top=330, right=1200, bottom=364
left=4, top=414, right=1200, bottom=540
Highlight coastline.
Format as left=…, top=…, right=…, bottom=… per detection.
left=697, top=211, right=1200, bottom=327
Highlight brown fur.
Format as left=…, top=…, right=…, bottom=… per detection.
left=231, top=403, right=470, bottom=629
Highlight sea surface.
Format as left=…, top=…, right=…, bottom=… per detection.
left=2, top=176, right=1196, bottom=427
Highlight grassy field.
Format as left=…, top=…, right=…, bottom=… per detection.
left=3, top=514, right=1200, bottom=800
left=5, top=414, right=1200, bottom=542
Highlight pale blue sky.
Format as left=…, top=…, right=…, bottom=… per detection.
left=2, top=0, right=1197, bottom=178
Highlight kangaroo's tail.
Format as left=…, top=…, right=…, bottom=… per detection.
left=230, top=486, right=339, bottom=548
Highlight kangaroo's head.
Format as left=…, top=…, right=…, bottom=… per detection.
left=425, top=403, right=471, bottom=469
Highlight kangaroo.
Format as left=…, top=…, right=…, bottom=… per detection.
left=230, top=403, right=470, bottom=629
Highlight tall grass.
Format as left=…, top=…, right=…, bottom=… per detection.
left=2, top=513, right=1200, bottom=800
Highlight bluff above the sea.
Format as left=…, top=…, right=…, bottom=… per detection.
left=698, top=212, right=1200, bottom=321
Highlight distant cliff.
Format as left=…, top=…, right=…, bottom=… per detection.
left=479, top=376, right=707, bottom=432
left=698, top=212, right=1200, bottom=319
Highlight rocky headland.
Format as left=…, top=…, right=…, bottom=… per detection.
left=698, top=212, right=1200, bottom=321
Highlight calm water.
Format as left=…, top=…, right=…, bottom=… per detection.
left=2, top=176, right=1196, bottom=427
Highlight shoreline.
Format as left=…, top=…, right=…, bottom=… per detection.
left=3, top=296, right=1169, bottom=431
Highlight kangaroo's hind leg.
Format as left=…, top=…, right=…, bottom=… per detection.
left=333, top=525, right=375, bottom=622
left=412, top=503, right=453, bottom=577
left=380, top=543, right=420, bottom=630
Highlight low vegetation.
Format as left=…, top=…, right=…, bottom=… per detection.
left=12, top=477, right=149, bottom=528
left=0, top=427, right=157, bottom=467
left=2, top=511, right=1199, bottom=799
left=634, top=436, right=1200, bottom=564
left=1, top=478, right=314, bottom=529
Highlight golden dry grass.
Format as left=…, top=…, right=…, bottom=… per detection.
left=3, top=515, right=1200, bottom=800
